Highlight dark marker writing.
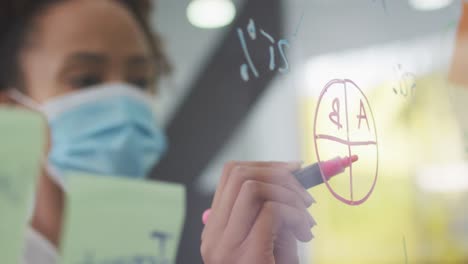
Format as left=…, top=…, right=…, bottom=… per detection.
left=150, top=231, right=172, bottom=264
left=77, top=231, right=172, bottom=264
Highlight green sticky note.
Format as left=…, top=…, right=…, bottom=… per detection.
left=60, top=173, right=186, bottom=264
left=0, top=108, right=45, bottom=263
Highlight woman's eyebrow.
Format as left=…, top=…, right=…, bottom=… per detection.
left=126, top=55, right=154, bottom=68
left=64, top=52, right=108, bottom=65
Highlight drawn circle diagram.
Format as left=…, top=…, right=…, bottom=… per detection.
left=313, top=79, right=379, bottom=206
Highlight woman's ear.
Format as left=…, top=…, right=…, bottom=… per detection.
left=0, top=90, right=9, bottom=103
left=0, top=89, right=18, bottom=104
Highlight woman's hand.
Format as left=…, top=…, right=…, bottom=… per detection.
left=201, top=161, right=316, bottom=264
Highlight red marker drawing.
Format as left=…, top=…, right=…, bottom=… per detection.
left=202, top=155, right=359, bottom=224
left=314, top=79, right=378, bottom=205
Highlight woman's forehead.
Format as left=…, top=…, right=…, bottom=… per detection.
left=27, top=0, right=151, bottom=57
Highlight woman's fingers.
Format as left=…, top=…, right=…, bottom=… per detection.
left=214, top=165, right=311, bottom=228
left=223, top=180, right=314, bottom=246
left=246, top=201, right=313, bottom=249
left=203, top=201, right=312, bottom=264
left=203, top=162, right=305, bottom=241
left=274, top=230, right=300, bottom=264
left=210, top=161, right=302, bottom=210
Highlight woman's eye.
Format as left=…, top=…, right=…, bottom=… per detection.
left=129, top=78, right=150, bottom=89
left=70, top=75, right=103, bottom=89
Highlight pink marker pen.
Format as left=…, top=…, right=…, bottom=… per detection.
left=202, top=155, right=359, bottom=224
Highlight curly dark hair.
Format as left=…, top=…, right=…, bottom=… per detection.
left=0, top=0, right=171, bottom=91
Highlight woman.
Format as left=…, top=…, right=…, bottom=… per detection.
left=0, top=0, right=316, bottom=263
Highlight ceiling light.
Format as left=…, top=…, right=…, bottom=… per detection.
left=187, top=0, right=236, bottom=29
left=409, top=0, right=453, bottom=11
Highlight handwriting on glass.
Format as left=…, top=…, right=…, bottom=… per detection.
left=372, top=0, right=387, bottom=13
left=237, top=5, right=308, bottom=82
left=392, top=64, right=416, bottom=98
left=79, top=231, right=171, bottom=264
left=237, top=18, right=290, bottom=82
left=403, top=235, right=408, bottom=264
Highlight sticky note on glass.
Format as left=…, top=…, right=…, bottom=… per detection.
left=60, top=173, right=186, bottom=264
left=0, top=108, right=45, bottom=263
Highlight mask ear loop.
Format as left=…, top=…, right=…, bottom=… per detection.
left=7, top=89, right=41, bottom=110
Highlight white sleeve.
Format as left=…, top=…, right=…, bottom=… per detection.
left=22, top=227, right=58, bottom=264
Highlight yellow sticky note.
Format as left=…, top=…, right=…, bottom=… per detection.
left=0, top=108, right=45, bottom=263
left=60, top=173, right=186, bottom=264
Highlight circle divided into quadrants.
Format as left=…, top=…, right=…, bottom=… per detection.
left=313, top=79, right=379, bottom=206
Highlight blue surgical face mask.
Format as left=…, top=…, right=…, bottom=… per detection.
left=9, top=83, right=167, bottom=182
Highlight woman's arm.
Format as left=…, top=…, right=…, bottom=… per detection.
left=30, top=170, right=64, bottom=247
left=30, top=119, right=64, bottom=247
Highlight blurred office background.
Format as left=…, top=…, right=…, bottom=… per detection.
left=149, top=0, right=468, bottom=263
